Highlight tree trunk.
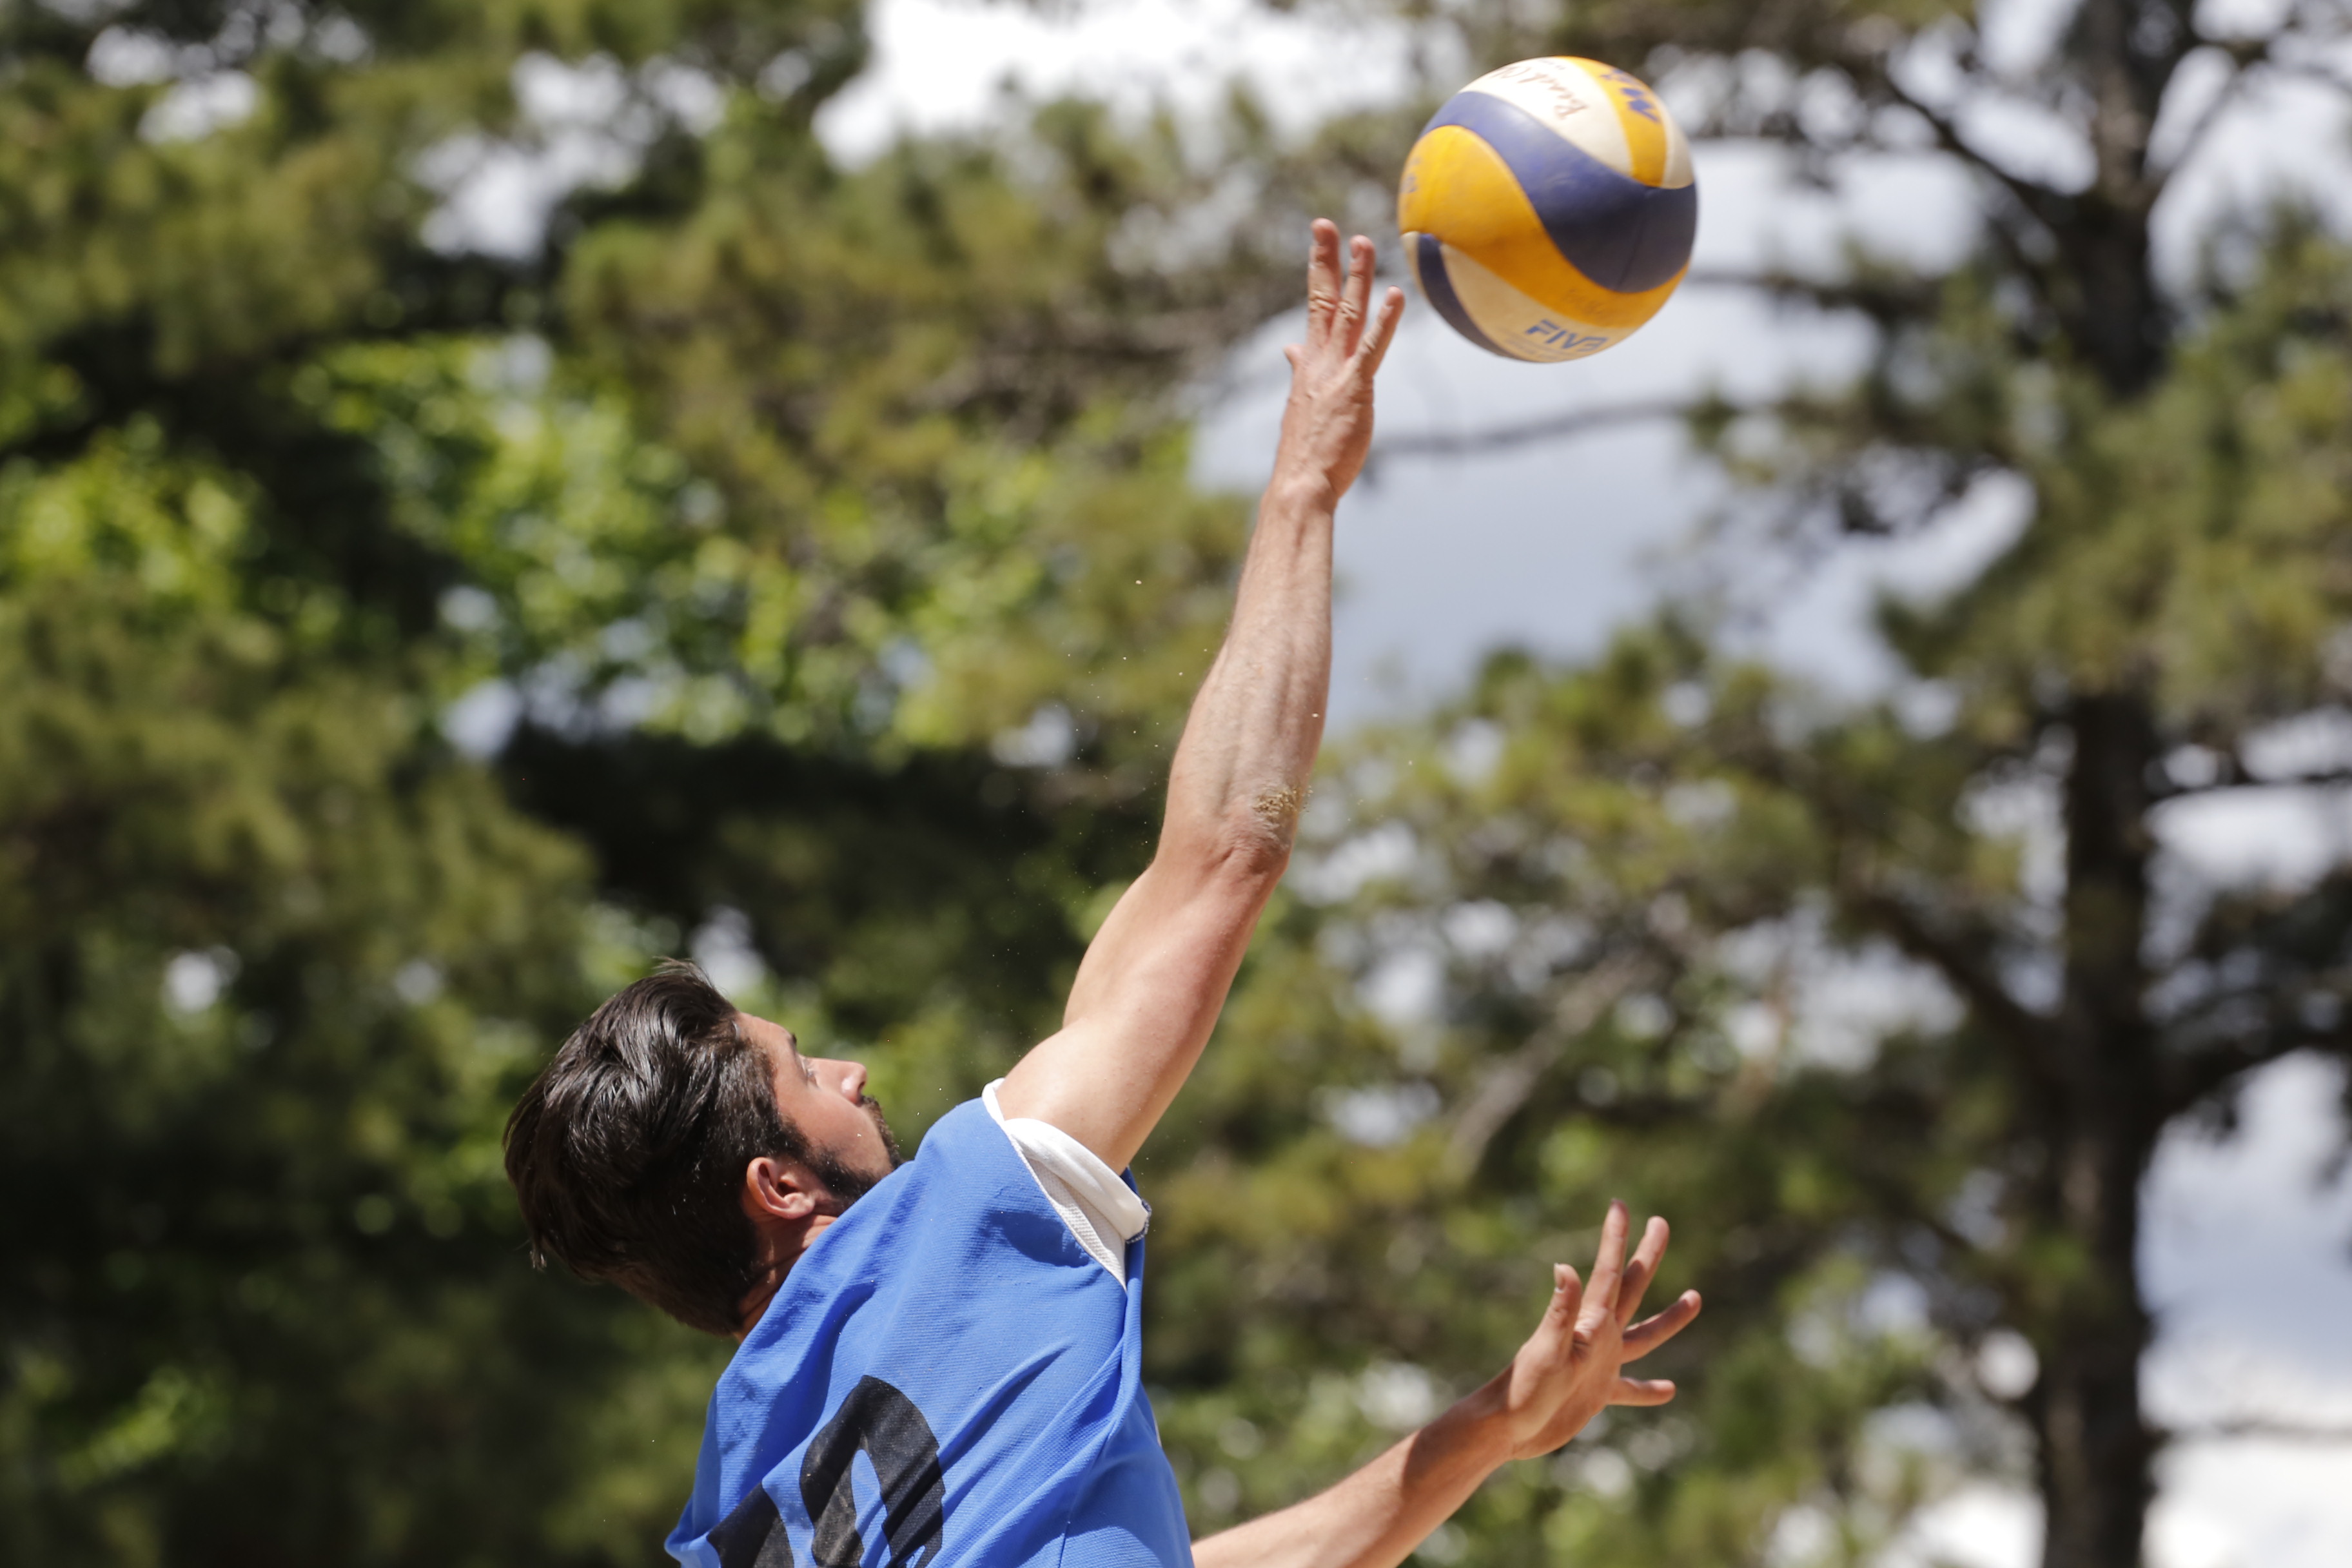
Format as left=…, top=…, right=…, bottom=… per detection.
left=2034, top=692, right=2162, bottom=1568
left=2024, top=1, right=2180, bottom=1549
left=2063, top=0, right=2168, bottom=398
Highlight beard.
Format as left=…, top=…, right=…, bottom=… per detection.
left=805, top=1093, right=905, bottom=1209
left=861, top=1093, right=906, bottom=1169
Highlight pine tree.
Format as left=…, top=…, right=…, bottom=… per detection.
left=1157, top=6, right=2352, bottom=1566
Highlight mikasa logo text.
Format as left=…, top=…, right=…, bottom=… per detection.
left=1491, top=60, right=1590, bottom=121
left=1597, top=67, right=1665, bottom=122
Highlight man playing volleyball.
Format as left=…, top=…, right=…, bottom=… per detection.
left=504, top=222, right=1701, bottom=1568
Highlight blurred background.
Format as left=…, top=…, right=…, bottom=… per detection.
left=5, top=1, right=2351, bottom=1565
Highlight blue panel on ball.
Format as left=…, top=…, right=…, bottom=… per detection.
left=1422, top=92, right=1697, bottom=295
left=1410, top=233, right=1513, bottom=359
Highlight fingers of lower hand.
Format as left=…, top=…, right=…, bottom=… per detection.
left=1551, top=1262, right=1582, bottom=1304
left=1587, top=1203, right=1641, bottom=1312
left=1612, top=1378, right=1676, bottom=1407
left=1614, top=1218, right=1675, bottom=1327
left=1616, top=1256, right=1651, bottom=1308
left=1623, top=1291, right=1703, bottom=1356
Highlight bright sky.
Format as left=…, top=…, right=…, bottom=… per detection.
left=820, top=5, right=2352, bottom=1566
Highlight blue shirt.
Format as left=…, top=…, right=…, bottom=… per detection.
left=667, top=1099, right=1193, bottom=1568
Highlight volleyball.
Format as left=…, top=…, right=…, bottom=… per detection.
left=1400, top=58, right=1697, bottom=362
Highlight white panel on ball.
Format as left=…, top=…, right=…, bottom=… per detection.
left=1442, top=244, right=1626, bottom=363
left=1450, top=59, right=1635, bottom=177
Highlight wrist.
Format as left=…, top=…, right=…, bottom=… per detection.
left=1438, top=1372, right=1525, bottom=1473
left=1262, top=466, right=1340, bottom=518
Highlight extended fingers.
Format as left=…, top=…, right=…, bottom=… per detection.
left=1352, top=287, right=1406, bottom=376
left=1335, top=234, right=1376, bottom=351
left=1305, top=220, right=1342, bottom=340
left=1623, top=1289, right=1703, bottom=1358
left=1547, top=1262, right=1585, bottom=1331
left=1616, top=1217, right=1670, bottom=1328
left=1611, top=1377, right=1678, bottom=1407
left=1582, top=1201, right=1631, bottom=1323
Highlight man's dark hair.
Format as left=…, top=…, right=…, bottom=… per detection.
left=504, top=961, right=804, bottom=1336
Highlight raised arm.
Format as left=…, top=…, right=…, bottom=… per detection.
left=994, top=222, right=1404, bottom=1169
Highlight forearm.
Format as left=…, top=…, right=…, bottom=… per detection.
left=1191, top=1378, right=1514, bottom=1568
left=1158, top=472, right=1337, bottom=873
left=996, top=226, right=1400, bottom=1166
left=1028, top=478, right=1333, bottom=1159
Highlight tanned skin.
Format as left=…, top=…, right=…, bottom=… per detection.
left=727, top=222, right=1702, bottom=1568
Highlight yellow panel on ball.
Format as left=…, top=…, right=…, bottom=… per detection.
left=1400, top=128, right=1676, bottom=332
left=1408, top=242, right=1627, bottom=363
left=1398, top=57, right=1698, bottom=362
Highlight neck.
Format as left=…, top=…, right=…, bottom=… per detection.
left=732, top=1211, right=838, bottom=1339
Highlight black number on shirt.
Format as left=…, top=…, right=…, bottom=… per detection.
left=801, top=1376, right=946, bottom=1568
left=707, top=1377, right=945, bottom=1568
left=709, top=1485, right=796, bottom=1568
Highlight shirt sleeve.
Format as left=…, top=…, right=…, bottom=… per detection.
left=982, top=1079, right=1150, bottom=1284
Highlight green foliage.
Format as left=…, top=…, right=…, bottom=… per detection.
left=10, top=0, right=2350, bottom=1563
left=1914, top=219, right=2352, bottom=719
left=0, top=0, right=1300, bottom=1559
left=1134, top=23, right=2352, bottom=1568
left=0, top=574, right=710, bottom=1565
left=1143, top=626, right=2003, bottom=1562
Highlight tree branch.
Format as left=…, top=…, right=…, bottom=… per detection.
left=2171, top=1417, right=2352, bottom=1444
left=2159, top=1008, right=2346, bottom=1116
left=1871, top=73, right=2070, bottom=235
left=2275, top=59, right=2352, bottom=99
left=2155, top=43, right=2268, bottom=179
left=1716, top=737, right=2068, bottom=1092
left=1369, top=398, right=1702, bottom=464
left=1849, top=888, right=2070, bottom=1097
left=1681, top=267, right=1946, bottom=326
left=2258, top=0, right=2352, bottom=103
left=1444, top=952, right=1650, bottom=1179
left=2152, top=760, right=2352, bottom=800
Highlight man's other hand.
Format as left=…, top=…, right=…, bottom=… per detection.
left=1275, top=220, right=1406, bottom=504
left=1491, top=1200, right=1702, bottom=1461
left=1190, top=1201, right=1702, bottom=1568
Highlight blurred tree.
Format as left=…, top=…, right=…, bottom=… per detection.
left=0, top=444, right=658, bottom=1563
left=0, top=0, right=1344, bottom=1560
left=15, top=0, right=2347, bottom=1566
left=1137, top=6, right=2352, bottom=1568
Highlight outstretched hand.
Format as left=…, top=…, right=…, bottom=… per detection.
left=1188, top=1202, right=1701, bottom=1568
left=1275, top=219, right=1406, bottom=503
left=1493, top=1201, right=1702, bottom=1461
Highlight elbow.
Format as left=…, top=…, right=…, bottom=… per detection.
left=1203, top=805, right=1298, bottom=889
left=1153, top=815, right=1295, bottom=893
left=1160, top=789, right=1306, bottom=894
left=1216, top=827, right=1293, bottom=888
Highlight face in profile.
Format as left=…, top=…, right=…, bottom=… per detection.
left=737, top=1012, right=903, bottom=1203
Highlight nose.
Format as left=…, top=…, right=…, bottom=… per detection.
left=832, top=1058, right=868, bottom=1102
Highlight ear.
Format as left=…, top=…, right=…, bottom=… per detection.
left=741, top=1155, right=823, bottom=1223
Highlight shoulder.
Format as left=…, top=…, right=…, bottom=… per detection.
left=983, top=1080, right=1150, bottom=1280
left=923, top=1094, right=1012, bottom=1154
